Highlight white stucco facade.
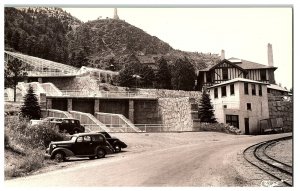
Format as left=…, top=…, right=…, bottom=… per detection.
left=208, top=78, right=269, bottom=134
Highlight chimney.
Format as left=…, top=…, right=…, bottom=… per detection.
left=113, top=8, right=119, bottom=20
left=268, top=43, right=274, bottom=67
left=221, top=49, right=225, bottom=60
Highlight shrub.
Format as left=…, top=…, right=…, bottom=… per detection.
left=5, top=116, right=67, bottom=149
left=5, top=116, right=68, bottom=178
left=27, top=123, right=67, bottom=148
left=198, top=122, right=242, bottom=135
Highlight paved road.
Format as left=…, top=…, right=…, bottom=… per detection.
left=5, top=133, right=291, bottom=187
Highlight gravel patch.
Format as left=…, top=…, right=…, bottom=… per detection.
left=265, top=139, right=293, bottom=166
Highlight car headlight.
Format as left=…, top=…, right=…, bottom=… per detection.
left=52, top=144, right=57, bottom=148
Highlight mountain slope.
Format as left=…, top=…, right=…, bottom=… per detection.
left=4, top=7, right=81, bottom=63
left=5, top=7, right=220, bottom=71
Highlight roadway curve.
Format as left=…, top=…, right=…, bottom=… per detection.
left=5, top=133, right=292, bottom=187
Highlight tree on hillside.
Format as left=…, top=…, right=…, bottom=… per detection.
left=20, top=85, right=41, bottom=120
left=155, top=57, right=172, bottom=89
left=5, top=58, right=28, bottom=102
left=171, top=57, right=196, bottom=91
left=198, top=89, right=216, bottom=123
left=118, top=63, right=155, bottom=88
left=69, top=49, right=89, bottom=68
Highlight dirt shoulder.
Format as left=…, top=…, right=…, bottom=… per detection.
left=5, top=132, right=293, bottom=187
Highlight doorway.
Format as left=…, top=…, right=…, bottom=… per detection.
left=245, top=118, right=250, bottom=135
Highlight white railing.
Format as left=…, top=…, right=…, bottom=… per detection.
left=95, top=112, right=141, bottom=132
left=47, top=90, right=157, bottom=98
left=42, top=109, right=73, bottom=118
left=213, top=101, right=239, bottom=110
left=41, top=83, right=63, bottom=96
left=134, top=124, right=171, bottom=132
left=69, top=110, right=110, bottom=132
left=24, top=71, right=77, bottom=77
left=5, top=51, right=78, bottom=74
left=60, top=90, right=102, bottom=97
left=100, top=91, right=153, bottom=98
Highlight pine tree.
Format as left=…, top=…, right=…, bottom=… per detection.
left=171, top=57, right=196, bottom=91
left=20, top=85, right=42, bottom=120
left=156, top=57, right=172, bottom=89
left=5, top=58, right=28, bottom=102
left=198, top=89, right=216, bottom=123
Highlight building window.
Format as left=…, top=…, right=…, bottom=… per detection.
left=260, top=69, right=267, bottom=81
left=259, top=85, right=262, bottom=96
left=252, top=84, right=256, bottom=95
left=230, top=84, right=235, bottom=95
left=247, top=103, right=252, bottom=110
left=207, top=72, right=212, bottom=83
left=267, top=88, right=271, bottom=93
left=222, top=68, right=228, bottom=80
left=214, top=88, right=218, bottom=98
left=226, top=115, right=239, bottom=129
left=221, top=86, right=227, bottom=97
left=244, top=83, right=249, bottom=95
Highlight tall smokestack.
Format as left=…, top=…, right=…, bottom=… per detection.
left=221, top=49, right=225, bottom=60
left=268, top=43, right=274, bottom=67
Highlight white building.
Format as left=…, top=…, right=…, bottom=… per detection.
left=207, top=78, right=269, bottom=134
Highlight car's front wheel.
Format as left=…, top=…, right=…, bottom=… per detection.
left=54, top=151, right=65, bottom=162
left=96, top=148, right=106, bottom=159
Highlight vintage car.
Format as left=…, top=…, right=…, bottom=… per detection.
left=46, top=132, right=114, bottom=162
left=98, top=132, right=127, bottom=152
left=42, top=117, right=85, bottom=135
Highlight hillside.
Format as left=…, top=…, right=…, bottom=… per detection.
left=4, top=7, right=220, bottom=70
left=4, top=7, right=81, bottom=63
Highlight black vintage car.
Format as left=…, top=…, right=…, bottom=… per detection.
left=46, top=132, right=114, bottom=162
left=98, top=132, right=127, bottom=152
left=43, top=117, right=85, bottom=135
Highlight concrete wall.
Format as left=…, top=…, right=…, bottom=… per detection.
left=158, top=97, right=194, bottom=131
left=268, top=95, right=293, bottom=132
left=98, top=100, right=129, bottom=118
left=238, top=82, right=269, bottom=134
left=134, top=100, right=161, bottom=124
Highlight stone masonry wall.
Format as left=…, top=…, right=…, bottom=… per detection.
left=158, top=97, right=194, bottom=131
left=268, top=95, right=293, bottom=132
left=138, top=88, right=202, bottom=100
left=43, top=75, right=99, bottom=92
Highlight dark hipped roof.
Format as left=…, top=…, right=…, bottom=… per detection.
left=199, top=57, right=277, bottom=72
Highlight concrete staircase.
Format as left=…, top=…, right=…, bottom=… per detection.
left=95, top=112, right=141, bottom=132
left=69, top=110, right=111, bottom=132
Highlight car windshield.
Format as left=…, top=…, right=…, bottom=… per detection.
left=70, top=136, right=77, bottom=142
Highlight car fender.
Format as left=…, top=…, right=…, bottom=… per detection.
left=51, top=147, right=74, bottom=158
left=112, top=140, right=119, bottom=146
left=113, top=140, right=127, bottom=148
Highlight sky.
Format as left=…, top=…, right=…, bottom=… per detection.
left=63, top=7, right=293, bottom=90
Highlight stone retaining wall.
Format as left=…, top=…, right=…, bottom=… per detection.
left=268, top=95, right=293, bottom=132
left=138, top=88, right=202, bottom=100
left=44, top=76, right=99, bottom=92
left=158, top=97, right=194, bottom=131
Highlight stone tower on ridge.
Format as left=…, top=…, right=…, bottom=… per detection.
left=113, top=8, right=119, bottom=20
